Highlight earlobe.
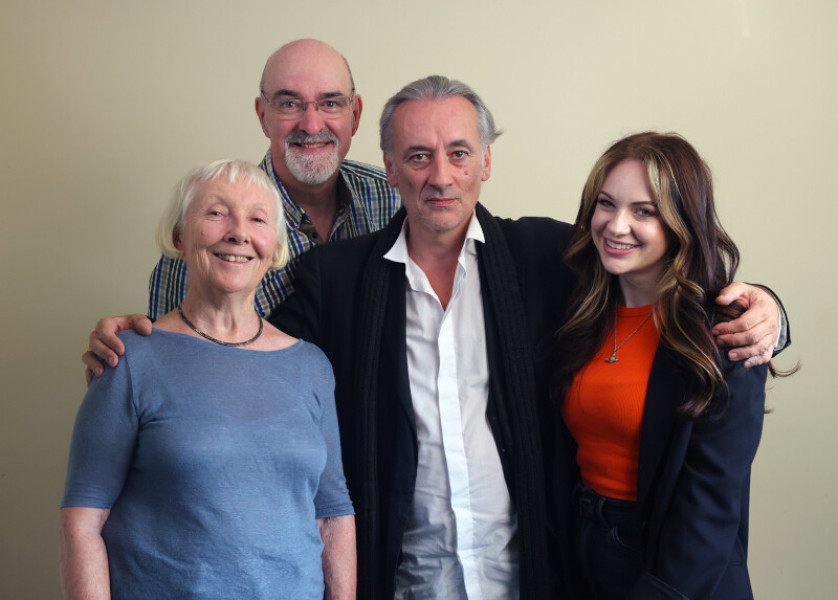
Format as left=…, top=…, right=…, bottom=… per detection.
left=255, top=97, right=270, bottom=138
left=351, top=94, right=363, bottom=136
left=383, top=152, right=398, bottom=187
left=481, top=146, right=492, bottom=181
left=173, top=229, right=183, bottom=255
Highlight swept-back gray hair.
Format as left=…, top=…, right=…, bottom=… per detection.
left=157, top=159, right=289, bottom=269
left=379, top=75, right=501, bottom=155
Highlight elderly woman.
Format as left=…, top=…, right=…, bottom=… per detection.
left=60, top=160, right=355, bottom=599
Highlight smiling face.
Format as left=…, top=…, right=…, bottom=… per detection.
left=591, top=158, right=670, bottom=306
left=255, top=39, right=361, bottom=189
left=383, top=97, right=491, bottom=246
left=175, top=178, right=279, bottom=300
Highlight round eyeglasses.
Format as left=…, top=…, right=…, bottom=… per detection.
left=260, top=91, right=355, bottom=120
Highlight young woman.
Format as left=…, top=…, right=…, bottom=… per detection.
left=551, top=132, right=791, bottom=599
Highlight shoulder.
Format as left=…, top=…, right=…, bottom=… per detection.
left=282, top=340, right=335, bottom=390
left=484, top=212, right=574, bottom=264
left=339, top=159, right=389, bottom=182
left=339, top=159, right=401, bottom=213
left=493, top=214, right=573, bottom=244
left=721, top=355, right=769, bottom=384
left=721, top=357, right=769, bottom=400
left=293, top=340, right=333, bottom=372
left=307, top=229, right=387, bottom=269
left=116, top=330, right=159, bottom=353
left=117, top=329, right=203, bottom=366
left=307, top=209, right=404, bottom=266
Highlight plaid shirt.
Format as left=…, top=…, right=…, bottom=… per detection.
left=147, top=150, right=401, bottom=319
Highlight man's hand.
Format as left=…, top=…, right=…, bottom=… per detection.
left=712, top=282, right=780, bottom=367
left=83, top=314, right=152, bottom=384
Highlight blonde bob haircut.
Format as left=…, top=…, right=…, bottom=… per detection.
left=156, top=159, right=289, bottom=269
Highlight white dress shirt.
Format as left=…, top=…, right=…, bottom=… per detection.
left=385, top=215, right=519, bottom=600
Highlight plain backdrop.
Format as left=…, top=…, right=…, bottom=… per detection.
left=0, top=1, right=830, bottom=597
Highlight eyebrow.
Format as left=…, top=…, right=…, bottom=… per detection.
left=271, top=89, right=348, bottom=100
left=597, top=191, right=657, bottom=205
left=402, top=139, right=476, bottom=156
left=404, top=144, right=432, bottom=153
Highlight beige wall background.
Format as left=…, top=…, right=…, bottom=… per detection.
left=0, top=0, right=831, bottom=597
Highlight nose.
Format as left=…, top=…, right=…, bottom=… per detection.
left=225, top=214, right=250, bottom=245
left=297, top=101, right=326, bottom=135
left=427, top=154, right=454, bottom=189
left=605, top=208, right=631, bottom=236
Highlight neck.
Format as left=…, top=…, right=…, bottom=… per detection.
left=274, top=162, right=340, bottom=241
left=271, top=155, right=340, bottom=212
left=179, top=288, right=260, bottom=337
left=618, top=273, right=660, bottom=308
left=405, top=218, right=470, bottom=310
left=284, top=177, right=339, bottom=214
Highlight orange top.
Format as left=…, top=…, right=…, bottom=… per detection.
left=561, top=305, right=660, bottom=501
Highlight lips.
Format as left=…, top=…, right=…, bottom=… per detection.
left=285, top=131, right=338, bottom=150
left=600, top=238, right=639, bottom=257
left=214, top=253, right=252, bottom=263
left=423, top=194, right=459, bottom=207
left=295, top=141, right=332, bottom=150
left=605, top=239, right=637, bottom=250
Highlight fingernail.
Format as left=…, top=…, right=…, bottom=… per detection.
left=729, top=352, right=739, bottom=361
left=96, top=367, right=103, bottom=376
left=109, top=357, right=117, bottom=367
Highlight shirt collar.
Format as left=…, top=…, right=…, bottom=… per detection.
left=383, top=210, right=484, bottom=266
left=262, top=148, right=352, bottom=231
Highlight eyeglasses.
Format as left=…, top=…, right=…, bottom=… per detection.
left=260, top=91, right=355, bottom=120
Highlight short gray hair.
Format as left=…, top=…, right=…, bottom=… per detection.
left=379, top=75, right=501, bottom=155
left=157, top=159, right=289, bottom=269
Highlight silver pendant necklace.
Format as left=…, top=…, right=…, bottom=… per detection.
left=605, top=310, right=653, bottom=363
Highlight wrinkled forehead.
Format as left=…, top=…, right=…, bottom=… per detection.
left=392, top=97, right=482, bottom=148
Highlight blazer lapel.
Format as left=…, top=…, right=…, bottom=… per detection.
left=636, top=345, right=687, bottom=512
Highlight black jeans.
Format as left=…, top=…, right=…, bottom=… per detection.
left=573, top=484, right=645, bottom=599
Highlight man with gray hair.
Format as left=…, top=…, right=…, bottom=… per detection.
left=268, top=74, right=564, bottom=599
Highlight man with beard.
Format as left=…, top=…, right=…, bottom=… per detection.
left=147, top=39, right=400, bottom=321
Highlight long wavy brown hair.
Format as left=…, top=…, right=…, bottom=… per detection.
left=551, top=132, right=751, bottom=419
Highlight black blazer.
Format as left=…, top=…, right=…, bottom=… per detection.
left=628, top=348, right=768, bottom=599
left=557, top=343, right=769, bottom=599
left=270, top=205, right=574, bottom=599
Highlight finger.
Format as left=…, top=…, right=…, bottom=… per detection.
left=715, top=281, right=749, bottom=306
left=715, top=324, right=765, bottom=350
left=713, top=317, right=755, bottom=338
left=128, top=314, right=154, bottom=336
left=727, top=334, right=772, bottom=363
left=82, top=350, right=105, bottom=377
left=744, top=347, right=773, bottom=368
left=85, top=367, right=94, bottom=386
left=88, top=337, right=121, bottom=368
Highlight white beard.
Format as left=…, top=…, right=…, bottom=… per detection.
left=284, top=132, right=341, bottom=185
